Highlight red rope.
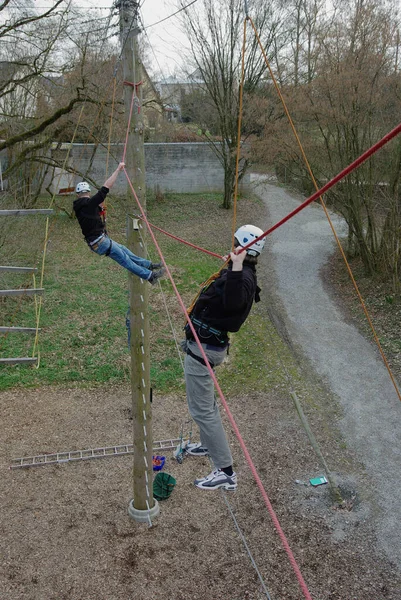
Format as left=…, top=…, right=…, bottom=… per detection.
left=135, top=215, right=224, bottom=260
left=123, top=167, right=314, bottom=600
left=123, top=79, right=143, bottom=89
left=239, top=122, right=401, bottom=255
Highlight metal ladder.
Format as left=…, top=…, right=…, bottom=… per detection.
left=10, top=438, right=183, bottom=469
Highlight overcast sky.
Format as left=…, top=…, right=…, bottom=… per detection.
left=139, top=0, right=189, bottom=77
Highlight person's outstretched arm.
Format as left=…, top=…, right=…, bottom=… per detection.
left=104, top=162, right=125, bottom=190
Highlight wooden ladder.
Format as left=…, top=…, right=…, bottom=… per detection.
left=0, top=209, right=53, bottom=365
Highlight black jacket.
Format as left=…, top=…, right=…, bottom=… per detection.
left=73, top=186, right=109, bottom=243
left=190, top=263, right=260, bottom=344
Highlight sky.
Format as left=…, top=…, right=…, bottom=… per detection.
left=138, top=0, right=190, bottom=77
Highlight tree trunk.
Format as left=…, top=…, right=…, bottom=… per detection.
left=222, top=151, right=236, bottom=210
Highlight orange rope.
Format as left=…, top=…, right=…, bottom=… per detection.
left=231, top=17, right=248, bottom=251
left=74, top=72, right=121, bottom=178
left=188, top=19, right=248, bottom=315
left=248, top=16, right=401, bottom=402
left=186, top=265, right=228, bottom=318
left=102, top=76, right=118, bottom=223
left=32, top=102, right=88, bottom=365
left=105, top=77, right=117, bottom=179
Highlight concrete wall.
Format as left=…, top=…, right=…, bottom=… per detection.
left=1, top=142, right=250, bottom=196
left=144, top=143, right=225, bottom=194
left=50, top=142, right=230, bottom=195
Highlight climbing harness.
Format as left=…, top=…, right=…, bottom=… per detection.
left=87, top=234, right=113, bottom=256
left=186, top=347, right=215, bottom=369
left=99, top=204, right=107, bottom=229
left=184, top=316, right=227, bottom=345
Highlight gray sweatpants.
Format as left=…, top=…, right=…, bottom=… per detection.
left=183, top=339, right=233, bottom=470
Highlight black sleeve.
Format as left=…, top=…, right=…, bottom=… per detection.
left=223, top=269, right=255, bottom=312
left=87, top=186, right=109, bottom=209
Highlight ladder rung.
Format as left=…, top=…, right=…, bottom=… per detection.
left=0, top=327, right=40, bottom=334
left=10, top=439, right=183, bottom=469
left=0, top=266, right=38, bottom=273
left=0, top=288, right=44, bottom=297
left=0, top=357, right=38, bottom=365
left=0, top=209, right=54, bottom=216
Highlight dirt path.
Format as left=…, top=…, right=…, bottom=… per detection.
left=252, top=175, right=401, bottom=570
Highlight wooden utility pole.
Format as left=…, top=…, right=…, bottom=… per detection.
left=119, top=0, right=159, bottom=523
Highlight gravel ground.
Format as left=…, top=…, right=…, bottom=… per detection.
left=1, top=383, right=400, bottom=600
left=1, top=178, right=401, bottom=600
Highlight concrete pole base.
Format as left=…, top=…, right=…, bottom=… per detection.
left=128, top=499, right=160, bottom=524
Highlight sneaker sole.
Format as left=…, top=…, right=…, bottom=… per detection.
left=186, top=450, right=209, bottom=456
left=195, top=482, right=237, bottom=491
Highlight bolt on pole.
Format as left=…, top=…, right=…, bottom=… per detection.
left=119, top=0, right=159, bottom=524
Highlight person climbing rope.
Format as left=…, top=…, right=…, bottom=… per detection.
left=73, top=162, right=165, bottom=284
left=182, top=224, right=265, bottom=491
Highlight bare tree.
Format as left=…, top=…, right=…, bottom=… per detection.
left=0, top=1, right=121, bottom=202
left=309, top=0, right=401, bottom=275
left=277, top=0, right=330, bottom=86
left=256, top=0, right=401, bottom=285
left=179, top=0, right=285, bottom=208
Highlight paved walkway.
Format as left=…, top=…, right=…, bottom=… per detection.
left=251, top=175, right=401, bottom=569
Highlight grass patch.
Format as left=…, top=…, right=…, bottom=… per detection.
left=0, top=189, right=302, bottom=396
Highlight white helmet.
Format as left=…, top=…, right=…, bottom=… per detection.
left=234, top=224, right=265, bottom=256
left=75, top=181, right=91, bottom=194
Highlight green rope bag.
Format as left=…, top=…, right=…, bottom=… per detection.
left=153, top=472, right=176, bottom=501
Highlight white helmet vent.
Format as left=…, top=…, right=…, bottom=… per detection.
left=75, top=182, right=91, bottom=194
left=234, top=224, right=265, bottom=256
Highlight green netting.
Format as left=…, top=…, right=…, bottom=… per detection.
left=153, top=472, right=176, bottom=501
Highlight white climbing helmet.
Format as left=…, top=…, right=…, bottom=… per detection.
left=234, top=224, right=265, bottom=256
left=75, top=181, right=91, bottom=194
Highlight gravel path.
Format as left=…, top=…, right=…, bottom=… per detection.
left=252, top=175, right=401, bottom=570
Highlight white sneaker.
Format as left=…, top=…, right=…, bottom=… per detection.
left=186, top=442, right=209, bottom=456
left=194, top=469, right=237, bottom=491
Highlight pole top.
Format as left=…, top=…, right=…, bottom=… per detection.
left=115, top=0, right=140, bottom=9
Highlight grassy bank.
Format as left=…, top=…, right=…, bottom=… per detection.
left=1, top=190, right=289, bottom=393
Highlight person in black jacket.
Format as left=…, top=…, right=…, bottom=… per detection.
left=73, top=162, right=165, bottom=284
left=183, top=224, right=265, bottom=490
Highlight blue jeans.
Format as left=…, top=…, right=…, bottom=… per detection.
left=90, top=235, right=152, bottom=280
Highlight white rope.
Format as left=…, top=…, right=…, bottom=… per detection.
left=220, top=490, right=273, bottom=599
left=137, top=225, right=185, bottom=371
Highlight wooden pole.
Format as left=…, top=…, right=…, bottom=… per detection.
left=119, top=0, right=159, bottom=523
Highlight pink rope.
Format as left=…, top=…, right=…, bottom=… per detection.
left=135, top=215, right=224, bottom=260
left=239, top=122, right=401, bottom=255
left=123, top=167, right=314, bottom=600
left=121, top=91, right=136, bottom=163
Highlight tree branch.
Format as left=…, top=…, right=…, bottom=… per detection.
left=0, top=95, right=85, bottom=152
